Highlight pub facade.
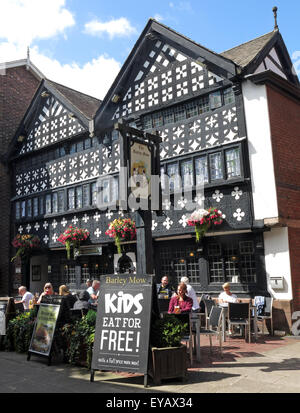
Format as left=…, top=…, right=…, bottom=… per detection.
left=8, top=19, right=300, bottom=331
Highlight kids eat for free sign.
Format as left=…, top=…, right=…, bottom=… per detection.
left=91, top=274, right=153, bottom=374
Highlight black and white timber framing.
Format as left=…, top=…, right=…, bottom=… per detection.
left=8, top=19, right=298, bottom=296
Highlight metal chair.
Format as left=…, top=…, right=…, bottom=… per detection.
left=256, top=297, right=274, bottom=336
left=203, top=298, right=216, bottom=328
left=199, top=306, right=224, bottom=357
left=228, top=302, right=251, bottom=342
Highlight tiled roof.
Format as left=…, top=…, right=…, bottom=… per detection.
left=220, top=31, right=276, bottom=68
left=46, top=79, right=101, bottom=120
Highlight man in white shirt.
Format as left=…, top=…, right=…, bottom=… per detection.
left=218, top=282, right=239, bottom=307
left=180, top=276, right=200, bottom=312
left=87, top=280, right=100, bottom=304
left=15, top=286, right=34, bottom=310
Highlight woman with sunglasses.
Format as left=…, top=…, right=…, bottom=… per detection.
left=37, top=282, right=55, bottom=304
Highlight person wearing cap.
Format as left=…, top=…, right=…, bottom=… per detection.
left=180, top=276, right=200, bottom=312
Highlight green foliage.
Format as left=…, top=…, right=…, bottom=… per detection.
left=4, top=310, right=35, bottom=353
left=61, top=310, right=96, bottom=369
left=150, top=314, right=188, bottom=348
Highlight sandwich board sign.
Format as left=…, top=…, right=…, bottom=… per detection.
left=27, top=303, right=60, bottom=365
left=90, top=274, right=153, bottom=386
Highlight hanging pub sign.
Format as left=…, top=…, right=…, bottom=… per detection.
left=27, top=303, right=60, bottom=364
left=90, top=274, right=153, bottom=385
left=114, top=121, right=162, bottom=212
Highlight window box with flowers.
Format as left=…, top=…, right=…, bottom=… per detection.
left=105, top=218, right=136, bottom=254
left=187, top=207, right=223, bottom=242
left=11, top=234, right=40, bottom=262
left=58, top=225, right=90, bottom=260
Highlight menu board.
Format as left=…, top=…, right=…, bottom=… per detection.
left=91, top=274, right=153, bottom=374
left=29, top=303, right=60, bottom=356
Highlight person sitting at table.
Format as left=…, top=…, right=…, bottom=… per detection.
left=218, top=282, right=240, bottom=307
left=86, top=280, right=100, bottom=304
left=37, top=282, right=55, bottom=304
left=73, top=290, right=91, bottom=311
left=180, top=276, right=200, bottom=312
left=15, top=286, right=34, bottom=310
left=168, top=282, right=193, bottom=314
left=59, top=284, right=77, bottom=309
left=157, top=275, right=175, bottom=298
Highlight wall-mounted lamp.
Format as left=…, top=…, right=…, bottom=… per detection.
left=189, top=252, right=195, bottom=257
left=111, top=94, right=120, bottom=103
left=230, top=256, right=239, bottom=263
left=179, top=259, right=185, bottom=264
left=41, top=91, right=50, bottom=98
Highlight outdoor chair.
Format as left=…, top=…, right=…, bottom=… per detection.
left=199, top=306, right=224, bottom=357
left=203, top=298, right=216, bottom=328
left=228, top=302, right=251, bottom=342
left=256, top=296, right=274, bottom=336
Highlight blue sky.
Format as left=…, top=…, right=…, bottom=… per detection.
left=0, top=0, right=299, bottom=99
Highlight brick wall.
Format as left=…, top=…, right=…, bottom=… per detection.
left=0, top=65, right=40, bottom=295
left=267, top=85, right=300, bottom=313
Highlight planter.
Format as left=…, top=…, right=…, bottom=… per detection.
left=148, top=345, right=188, bottom=385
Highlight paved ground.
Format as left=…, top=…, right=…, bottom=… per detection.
left=1, top=335, right=300, bottom=397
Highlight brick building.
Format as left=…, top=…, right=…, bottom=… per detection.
left=0, top=58, right=43, bottom=295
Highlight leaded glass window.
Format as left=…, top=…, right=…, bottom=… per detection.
left=224, top=87, right=235, bottom=105
left=209, top=91, right=222, bottom=109
left=167, top=163, right=180, bottom=192
left=52, top=193, right=58, bottom=214
left=46, top=194, right=52, bottom=214
left=33, top=198, right=38, bottom=217
left=209, top=152, right=223, bottom=181
left=83, top=185, right=90, bottom=207
left=68, top=188, right=75, bottom=210
left=21, top=201, right=26, bottom=217
left=181, top=160, right=193, bottom=188
left=76, top=186, right=82, bottom=209
left=186, top=100, right=198, bottom=118
left=152, top=112, right=163, bottom=128
left=91, top=183, right=97, bottom=205
left=174, top=105, right=185, bottom=122
left=58, top=191, right=64, bottom=212
left=226, top=148, right=241, bottom=178
left=195, top=156, right=209, bottom=185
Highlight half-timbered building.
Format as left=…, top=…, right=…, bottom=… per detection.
left=8, top=19, right=300, bottom=331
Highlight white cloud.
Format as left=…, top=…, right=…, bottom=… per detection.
left=169, top=1, right=192, bottom=12
left=0, top=42, right=121, bottom=100
left=0, top=0, right=75, bottom=47
left=153, top=14, right=165, bottom=22
left=0, top=0, right=121, bottom=100
left=84, top=17, right=137, bottom=39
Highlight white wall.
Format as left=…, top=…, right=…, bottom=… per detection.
left=242, top=80, right=278, bottom=221
left=264, top=227, right=293, bottom=300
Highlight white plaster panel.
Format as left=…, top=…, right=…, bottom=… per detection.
left=264, top=227, right=293, bottom=300
left=242, top=81, right=278, bottom=220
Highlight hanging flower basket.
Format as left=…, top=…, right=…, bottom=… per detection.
left=105, top=218, right=136, bottom=254
left=11, top=234, right=40, bottom=262
left=187, top=207, right=223, bottom=242
left=58, top=225, right=90, bottom=260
